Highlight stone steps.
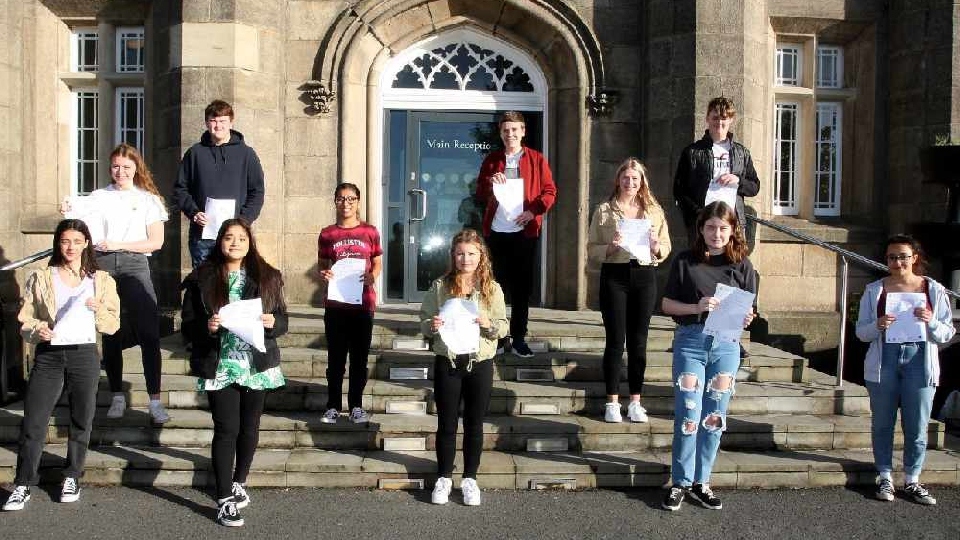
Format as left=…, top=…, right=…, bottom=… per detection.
left=0, top=406, right=942, bottom=452
left=2, top=444, right=957, bottom=490
left=121, top=343, right=807, bottom=383
left=75, top=373, right=869, bottom=416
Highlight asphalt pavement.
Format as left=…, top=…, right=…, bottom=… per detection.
left=0, top=484, right=957, bottom=539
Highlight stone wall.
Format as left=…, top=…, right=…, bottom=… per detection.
left=888, top=0, right=957, bottom=233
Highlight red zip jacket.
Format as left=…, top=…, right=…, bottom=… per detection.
left=475, top=146, right=557, bottom=238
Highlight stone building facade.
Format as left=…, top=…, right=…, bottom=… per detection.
left=1, top=0, right=957, bottom=362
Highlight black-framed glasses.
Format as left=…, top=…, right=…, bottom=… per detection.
left=335, top=196, right=359, bottom=204
left=886, top=253, right=915, bottom=262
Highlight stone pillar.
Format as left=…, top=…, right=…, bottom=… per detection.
left=643, top=0, right=767, bottom=242
left=152, top=0, right=286, bottom=306
left=0, top=0, right=29, bottom=395
left=887, top=0, right=957, bottom=232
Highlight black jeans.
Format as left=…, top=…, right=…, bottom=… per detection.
left=96, top=251, right=162, bottom=395
left=434, top=356, right=493, bottom=479
left=206, top=384, right=266, bottom=500
left=487, top=231, right=537, bottom=342
left=15, top=343, right=100, bottom=485
left=324, top=307, right=374, bottom=411
left=599, top=263, right=658, bottom=396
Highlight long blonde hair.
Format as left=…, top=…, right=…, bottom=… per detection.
left=608, top=157, right=661, bottom=217
left=442, top=229, right=496, bottom=308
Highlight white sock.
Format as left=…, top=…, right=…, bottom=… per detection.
left=877, top=472, right=892, bottom=482
left=149, top=399, right=161, bottom=407
left=904, top=474, right=919, bottom=485
left=112, top=393, right=125, bottom=400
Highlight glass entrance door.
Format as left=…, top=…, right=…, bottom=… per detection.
left=383, top=110, right=542, bottom=302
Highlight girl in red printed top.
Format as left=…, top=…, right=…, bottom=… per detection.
left=317, top=182, right=383, bottom=424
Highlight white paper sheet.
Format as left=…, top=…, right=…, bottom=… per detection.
left=218, top=297, right=266, bottom=352
left=65, top=194, right=107, bottom=245
left=703, top=283, right=756, bottom=344
left=492, top=178, right=524, bottom=222
left=884, top=292, right=927, bottom=344
left=437, top=298, right=481, bottom=355
left=51, top=281, right=96, bottom=345
left=201, top=198, right=236, bottom=240
left=704, top=180, right=738, bottom=212
left=327, top=258, right=366, bottom=305
left=618, top=218, right=652, bottom=264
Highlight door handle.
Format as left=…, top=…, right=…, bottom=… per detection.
left=410, top=188, right=427, bottom=221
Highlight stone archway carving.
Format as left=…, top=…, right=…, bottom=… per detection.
left=310, top=0, right=605, bottom=309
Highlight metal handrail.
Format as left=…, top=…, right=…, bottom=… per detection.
left=748, top=215, right=960, bottom=388
left=0, top=249, right=53, bottom=271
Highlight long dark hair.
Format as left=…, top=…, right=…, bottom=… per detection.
left=49, top=219, right=99, bottom=277
left=199, top=218, right=285, bottom=313
left=692, top=201, right=748, bottom=263
left=885, top=234, right=927, bottom=276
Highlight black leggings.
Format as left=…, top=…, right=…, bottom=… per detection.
left=434, top=356, right=493, bottom=479
left=599, top=263, right=658, bottom=396
left=324, top=307, right=374, bottom=411
left=206, top=384, right=266, bottom=500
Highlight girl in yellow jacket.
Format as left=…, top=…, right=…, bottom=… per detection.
left=3, top=219, right=119, bottom=511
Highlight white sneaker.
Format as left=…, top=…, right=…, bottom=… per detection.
left=627, top=401, right=649, bottom=423
left=320, top=408, right=339, bottom=424
left=461, top=478, right=481, bottom=506
left=349, top=407, right=370, bottom=424
left=231, top=482, right=250, bottom=509
left=106, top=395, right=126, bottom=419
left=60, top=477, right=80, bottom=503
left=2, top=485, right=30, bottom=511
left=604, top=402, right=622, bottom=423
left=431, top=477, right=452, bottom=505
left=149, top=401, right=170, bottom=424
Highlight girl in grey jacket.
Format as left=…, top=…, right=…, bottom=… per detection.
left=855, top=235, right=956, bottom=505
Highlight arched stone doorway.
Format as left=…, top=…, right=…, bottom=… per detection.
left=313, top=0, right=611, bottom=309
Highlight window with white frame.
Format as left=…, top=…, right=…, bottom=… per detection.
left=115, top=87, right=144, bottom=149
left=73, top=90, right=100, bottom=194
left=773, top=102, right=799, bottom=214
left=71, top=29, right=98, bottom=72
left=814, top=102, right=842, bottom=216
left=775, top=44, right=802, bottom=86
left=816, top=46, right=843, bottom=88
left=116, top=26, right=145, bottom=73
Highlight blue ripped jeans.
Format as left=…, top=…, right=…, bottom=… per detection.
left=865, top=341, right=934, bottom=479
left=670, top=324, right=741, bottom=487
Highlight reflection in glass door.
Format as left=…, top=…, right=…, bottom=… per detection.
left=383, top=110, right=542, bottom=302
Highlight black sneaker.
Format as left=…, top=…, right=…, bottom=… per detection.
left=689, top=483, right=722, bottom=509
left=661, top=485, right=686, bottom=511
left=511, top=340, right=534, bottom=358
left=875, top=478, right=895, bottom=501
left=60, top=477, right=81, bottom=503
left=217, top=497, right=244, bottom=527
left=2, top=486, right=30, bottom=511
left=903, top=483, right=937, bottom=505
left=231, top=482, right=250, bottom=509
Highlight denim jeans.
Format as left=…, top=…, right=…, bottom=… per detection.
left=188, top=237, right=217, bottom=269
left=96, top=251, right=162, bottom=395
left=15, top=343, right=100, bottom=485
left=670, top=324, right=740, bottom=487
left=865, top=341, right=934, bottom=478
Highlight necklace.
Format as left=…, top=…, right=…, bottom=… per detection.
left=62, top=265, right=82, bottom=279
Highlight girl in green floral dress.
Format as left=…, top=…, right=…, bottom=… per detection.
left=181, top=218, right=288, bottom=527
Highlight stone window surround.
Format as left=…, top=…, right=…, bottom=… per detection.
left=317, top=1, right=604, bottom=309
left=772, top=34, right=855, bottom=220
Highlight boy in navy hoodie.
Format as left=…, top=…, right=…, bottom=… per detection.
left=174, top=100, right=266, bottom=267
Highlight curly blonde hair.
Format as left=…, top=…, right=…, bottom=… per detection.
left=442, top=229, right=496, bottom=308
